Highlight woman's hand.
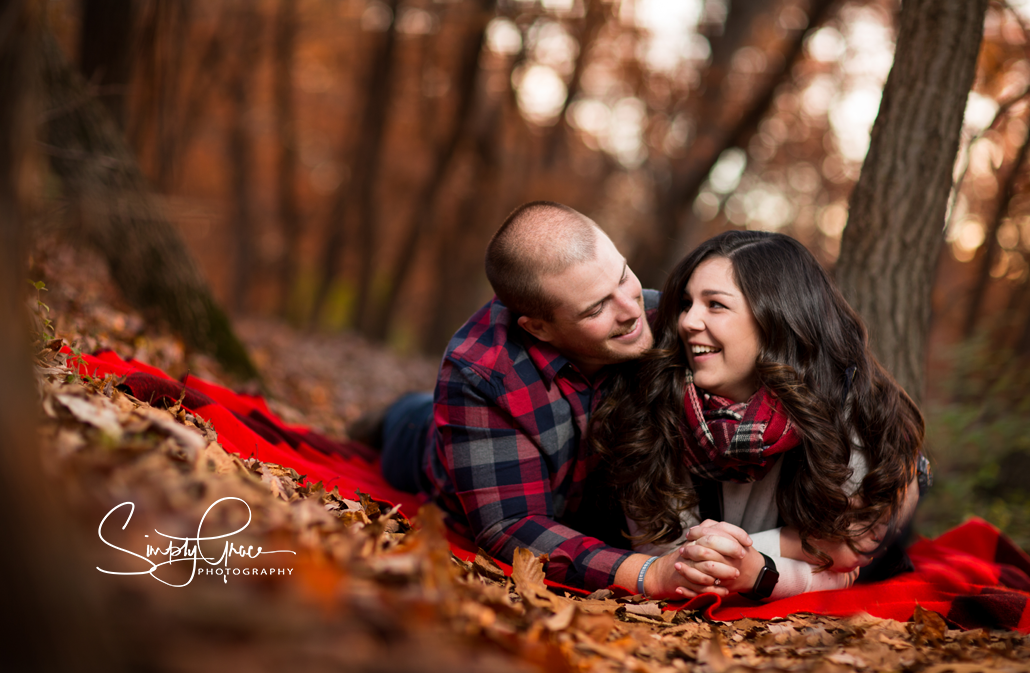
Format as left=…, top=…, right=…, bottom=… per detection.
left=780, top=474, right=922, bottom=573
left=663, top=519, right=765, bottom=597
left=641, top=546, right=737, bottom=599
left=636, top=524, right=749, bottom=599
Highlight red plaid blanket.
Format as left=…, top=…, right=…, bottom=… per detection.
left=72, top=351, right=1030, bottom=632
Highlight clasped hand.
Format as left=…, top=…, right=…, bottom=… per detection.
left=643, top=519, right=762, bottom=599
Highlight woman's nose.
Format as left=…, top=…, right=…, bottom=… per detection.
left=680, top=305, right=702, bottom=332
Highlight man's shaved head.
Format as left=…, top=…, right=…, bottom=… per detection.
left=486, top=201, right=601, bottom=320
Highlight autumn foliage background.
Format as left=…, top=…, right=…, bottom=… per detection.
left=41, top=0, right=1030, bottom=545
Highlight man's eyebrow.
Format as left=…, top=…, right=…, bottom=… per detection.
left=577, top=297, right=606, bottom=318
left=577, top=262, right=628, bottom=318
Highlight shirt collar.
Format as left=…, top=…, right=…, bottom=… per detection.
left=522, top=330, right=610, bottom=390
left=525, top=333, right=572, bottom=386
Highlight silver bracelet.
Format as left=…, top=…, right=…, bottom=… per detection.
left=637, top=556, right=659, bottom=596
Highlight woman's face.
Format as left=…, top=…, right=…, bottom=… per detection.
left=678, top=256, right=762, bottom=403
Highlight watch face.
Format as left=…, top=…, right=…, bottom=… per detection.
left=745, top=553, right=779, bottom=600
left=755, top=565, right=779, bottom=598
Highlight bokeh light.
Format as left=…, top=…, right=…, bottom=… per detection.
left=513, top=64, right=568, bottom=126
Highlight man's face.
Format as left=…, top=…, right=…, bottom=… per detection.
left=520, top=234, right=653, bottom=376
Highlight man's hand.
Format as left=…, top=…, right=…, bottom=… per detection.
left=617, top=523, right=749, bottom=600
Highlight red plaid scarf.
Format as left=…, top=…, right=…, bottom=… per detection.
left=682, top=374, right=801, bottom=482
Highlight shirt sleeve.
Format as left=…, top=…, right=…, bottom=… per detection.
left=750, top=527, right=858, bottom=600
left=768, top=558, right=858, bottom=600
left=433, top=362, right=634, bottom=590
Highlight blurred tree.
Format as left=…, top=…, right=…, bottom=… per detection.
left=311, top=0, right=401, bottom=331
left=424, top=111, right=505, bottom=354
left=637, top=0, right=836, bottom=288
left=79, top=0, right=136, bottom=130
left=963, top=107, right=1030, bottom=340
left=945, top=23, right=1030, bottom=366
left=274, top=0, right=302, bottom=319
left=370, top=0, right=496, bottom=341
left=227, top=3, right=262, bottom=314
left=131, top=0, right=192, bottom=190
left=422, top=19, right=530, bottom=353
left=1018, top=286, right=1030, bottom=356
left=836, top=0, right=989, bottom=403
left=541, top=0, right=607, bottom=169
left=1, top=3, right=114, bottom=669
left=41, top=27, right=260, bottom=381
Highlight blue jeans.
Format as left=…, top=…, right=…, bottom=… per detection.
left=380, top=392, right=434, bottom=494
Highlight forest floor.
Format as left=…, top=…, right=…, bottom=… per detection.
left=25, top=236, right=1030, bottom=672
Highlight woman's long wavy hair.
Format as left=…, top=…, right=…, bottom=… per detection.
left=590, top=230, right=925, bottom=567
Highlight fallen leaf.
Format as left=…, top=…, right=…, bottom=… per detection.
left=570, top=598, right=620, bottom=615
left=908, top=604, right=947, bottom=646
left=921, top=665, right=1020, bottom=673
left=620, top=602, right=663, bottom=618
left=543, top=603, right=577, bottom=631
left=511, top=547, right=570, bottom=613
left=56, top=391, right=124, bottom=440
left=261, top=469, right=293, bottom=501
left=133, top=406, right=206, bottom=455
left=473, top=549, right=507, bottom=583
left=826, top=650, right=868, bottom=668
left=571, top=611, right=617, bottom=643
left=696, top=629, right=733, bottom=673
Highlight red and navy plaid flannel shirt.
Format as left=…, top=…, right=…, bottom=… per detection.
left=423, top=291, right=659, bottom=590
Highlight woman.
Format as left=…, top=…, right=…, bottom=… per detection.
left=591, top=230, right=929, bottom=601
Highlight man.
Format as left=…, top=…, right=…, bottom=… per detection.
left=370, top=201, right=747, bottom=596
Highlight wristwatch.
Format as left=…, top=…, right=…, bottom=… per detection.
left=741, top=552, right=779, bottom=601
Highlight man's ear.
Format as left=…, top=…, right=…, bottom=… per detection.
left=517, top=315, right=554, bottom=342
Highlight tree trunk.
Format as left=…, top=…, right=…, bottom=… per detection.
left=79, top=0, right=136, bottom=130
left=274, top=0, right=302, bottom=319
left=311, top=0, right=401, bottom=330
left=836, top=0, right=988, bottom=403
left=130, top=0, right=192, bottom=190
left=40, top=28, right=260, bottom=382
left=368, top=2, right=494, bottom=341
left=2, top=5, right=115, bottom=669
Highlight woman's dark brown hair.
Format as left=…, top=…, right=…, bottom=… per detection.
left=591, top=230, right=925, bottom=566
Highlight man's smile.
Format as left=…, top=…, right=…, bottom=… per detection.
left=611, top=317, right=642, bottom=341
